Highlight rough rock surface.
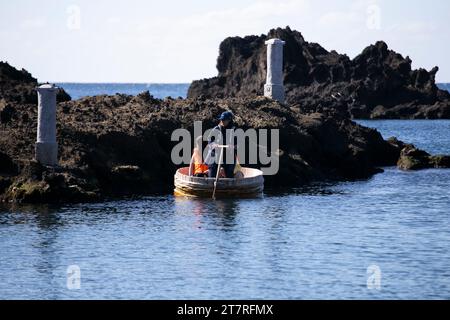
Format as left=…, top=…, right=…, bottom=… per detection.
left=0, top=89, right=407, bottom=203
left=0, top=61, right=71, bottom=105
left=1, top=62, right=448, bottom=203
left=396, top=143, right=450, bottom=170
left=188, top=27, right=450, bottom=119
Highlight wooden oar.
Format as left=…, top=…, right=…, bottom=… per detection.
left=212, top=145, right=229, bottom=200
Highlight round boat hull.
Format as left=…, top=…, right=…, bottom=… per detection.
left=174, top=167, right=264, bottom=198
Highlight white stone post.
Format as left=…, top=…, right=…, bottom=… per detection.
left=264, top=38, right=286, bottom=103
left=35, top=84, right=58, bottom=166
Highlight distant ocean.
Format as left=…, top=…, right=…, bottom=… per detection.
left=437, top=83, right=450, bottom=93
left=57, top=83, right=450, bottom=100
left=56, top=83, right=190, bottom=100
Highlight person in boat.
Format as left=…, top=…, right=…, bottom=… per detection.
left=207, top=111, right=239, bottom=179
left=190, top=136, right=209, bottom=177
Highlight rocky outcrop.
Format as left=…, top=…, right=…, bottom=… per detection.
left=0, top=61, right=71, bottom=104
left=0, top=87, right=408, bottom=203
left=397, top=144, right=450, bottom=170
left=0, top=160, right=99, bottom=203
left=1, top=62, right=448, bottom=203
left=384, top=137, right=450, bottom=170
left=188, top=27, right=450, bottom=119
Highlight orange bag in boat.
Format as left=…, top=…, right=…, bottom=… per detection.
left=193, top=163, right=209, bottom=175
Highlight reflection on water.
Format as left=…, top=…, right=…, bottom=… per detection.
left=1, top=120, right=450, bottom=299
left=1, top=169, right=450, bottom=299
left=174, top=197, right=239, bottom=231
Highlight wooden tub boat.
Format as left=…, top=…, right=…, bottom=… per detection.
left=174, top=167, right=264, bottom=198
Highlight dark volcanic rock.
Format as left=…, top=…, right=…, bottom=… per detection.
left=0, top=151, right=18, bottom=175
left=0, top=100, right=15, bottom=124
left=397, top=144, right=450, bottom=170
left=0, top=61, right=71, bottom=103
left=429, top=155, right=450, bottom=168
left=1, top=89, right=404, bottom=203
left=188, top=27, right=450, bottom=119
left=397, top=145, right=432, bottom=170
left=1, top=62, right=448, bottom=203
left=1, top=160, right=99, bottom=203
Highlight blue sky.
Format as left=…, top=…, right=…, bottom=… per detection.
left=0, top=0, right=449, bottom=82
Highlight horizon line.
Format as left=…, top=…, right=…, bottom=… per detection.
left=51, top=81, right=193, bottom=85
left=49, top=81, right=450, bottom=84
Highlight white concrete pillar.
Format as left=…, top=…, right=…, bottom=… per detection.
left=35, top=84, right=58, bottom=166
left=264, top=38, right=286, bottom=103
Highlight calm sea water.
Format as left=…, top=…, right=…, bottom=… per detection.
left=57, top=83, right=449, bottom=100
left=1, top=84, right=450, bottom=299
left=57, top=83, right=190, bottom=100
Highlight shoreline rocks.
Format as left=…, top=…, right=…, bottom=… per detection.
left=397, top=144, right=450, bottom=170
left=188, top=27, right=450, bottom=120
left=2, top=90, right=447, bottom=204
left=1, top=60, right=449, bottom=203
left=0, top=90, right=400, bottom=203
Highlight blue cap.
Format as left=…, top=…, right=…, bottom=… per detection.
left=218, top=111, right=234, bottom=121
